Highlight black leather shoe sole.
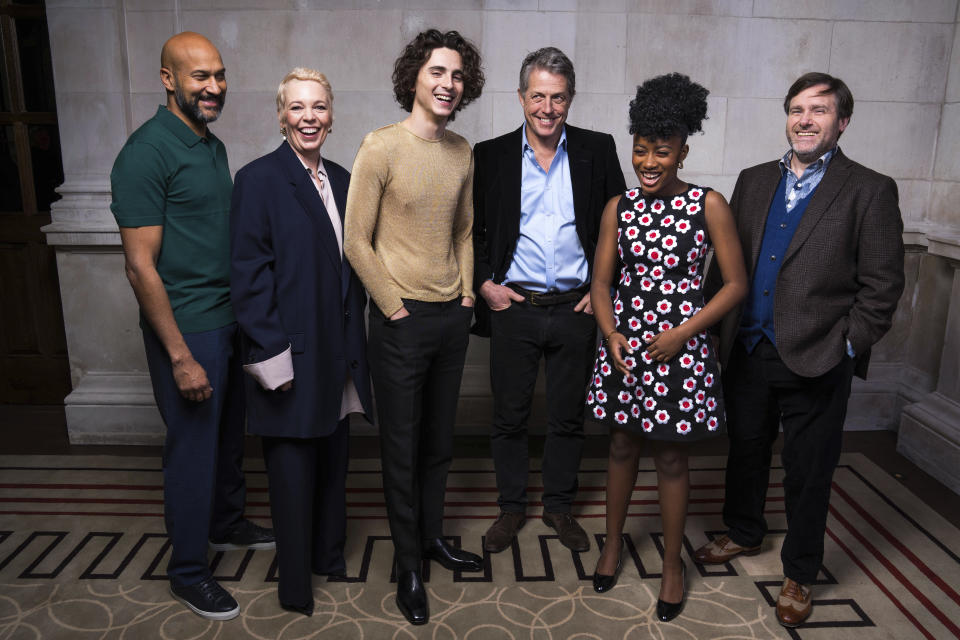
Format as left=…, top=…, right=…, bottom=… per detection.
left=396, top=595, right=428, bottom=625
left=422, top=541, right=483, bottom=572
left=592, top=560, right=622, bottom=593
left=429, top=555, right=482, bottom=572
left=656, top=564, right=686, bottom=622
left=281, top=602, right=313, bottom=617
left=656, top=597, right=684, bottom=622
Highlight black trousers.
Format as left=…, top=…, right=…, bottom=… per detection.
left=262, top=419, right=349, bottom=609
left=722, top=338, right=855, bottom=584
left=368, top=299, right=472, bottom=572
left=489, top=300, right=596, bottom=513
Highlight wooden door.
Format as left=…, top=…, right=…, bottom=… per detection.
left=0, top=0, right=70, bottom=404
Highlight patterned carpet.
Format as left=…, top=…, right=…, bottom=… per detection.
left=0, top=453, right=958, bottom=639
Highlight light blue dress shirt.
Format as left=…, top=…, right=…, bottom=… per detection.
left=503, top=125, right=587, bottom=293
left=779, top=147, right=835, bottom=212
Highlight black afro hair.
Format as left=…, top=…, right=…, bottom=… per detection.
left=628, top=73, right=709, bottom=142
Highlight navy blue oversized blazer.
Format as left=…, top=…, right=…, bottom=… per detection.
left=230, top=142, right=373, bottom=438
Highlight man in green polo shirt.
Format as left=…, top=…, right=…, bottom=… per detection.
left=110, top=31, right=273, bottom=621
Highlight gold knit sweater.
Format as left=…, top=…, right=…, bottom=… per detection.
left=344, top=123, right=474, bottom=318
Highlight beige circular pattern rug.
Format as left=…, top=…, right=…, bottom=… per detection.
left=0, top=453, right=957, bottom=639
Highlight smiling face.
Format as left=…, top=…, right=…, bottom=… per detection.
left=785, top=83, right=849, bottom=167
left=279, top=79, right=332, bottom=163
left=161, top=36, right=226, bottom=134
left=518, top=68, right=570, bottom=149
left=632, top=134, right=688, bottom=197
left=411, top=47, right=463, bottom=124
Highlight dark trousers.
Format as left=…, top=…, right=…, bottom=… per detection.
left=722, top=338, right=855, bottom=584
left=368, top=299, right=472, bottom=572
left=142, top=322, right=247, bottom=587
left=489, top=300, right=596, bottom=513
left=262, top=419, right=349, bottom=609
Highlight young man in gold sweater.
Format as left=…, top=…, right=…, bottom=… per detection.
left=343, top=29, right=485, bottom=626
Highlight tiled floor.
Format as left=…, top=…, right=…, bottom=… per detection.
left=2, top=403, right=958, bottom=529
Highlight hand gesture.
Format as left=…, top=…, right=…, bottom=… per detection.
left=480, top=280, right=524, bottom=311
left=645, top=328, right=687, bottom=363
left=172, top=355, right=213, bottom=402
left=573, top=292, right=593, bottom=314
left=606, top=332, right=633, bottom=375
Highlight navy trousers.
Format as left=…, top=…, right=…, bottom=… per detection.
left=262, top=419, right=349, bottom=609
left=142, top=321, right=247, bottom=586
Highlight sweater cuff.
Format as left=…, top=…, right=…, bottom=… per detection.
left=243, top=345, right=294, bottom=390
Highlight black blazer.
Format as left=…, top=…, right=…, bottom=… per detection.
left=471, top=124, right=626, bottom=336
left=230, top=142, right=373, bottom=438
left=705, top=149, right=904, bottom=379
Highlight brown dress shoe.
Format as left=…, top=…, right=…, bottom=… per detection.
left=541, top=512, right=590, bottom=552
left=693, top=534, right=761, bottom=564
left=484, top=512, right=526, bottom=553
left=776, top=577, right=811, bottom=627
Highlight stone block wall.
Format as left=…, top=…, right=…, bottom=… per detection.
left=43, top=0, right=960, bottom=492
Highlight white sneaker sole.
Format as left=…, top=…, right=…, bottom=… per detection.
left=170, top=587, right=240, bottom=621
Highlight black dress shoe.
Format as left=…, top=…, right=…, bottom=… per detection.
left=592, top=546, right=623, bottom=593
left=209, top=519, right=276, bottom=551
left=396, top=570, right=428, bottom=625
left=656, top=563, right=686, bottom=622
left=280, top=601, right=313, bottom=617
left=422, top=537, right=483, bottom=572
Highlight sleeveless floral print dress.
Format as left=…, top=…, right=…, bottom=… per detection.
left=586, top=185, right=725, bottom=441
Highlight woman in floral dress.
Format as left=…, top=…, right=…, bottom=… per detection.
left=587, top=73, right=747, bottom=621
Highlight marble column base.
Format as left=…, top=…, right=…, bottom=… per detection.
left=64, top=372, right=164, bottom=444
left=898, top=392, right=960, bottom=495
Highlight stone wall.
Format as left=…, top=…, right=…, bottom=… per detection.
left=43, top=0, right=960, bottom=490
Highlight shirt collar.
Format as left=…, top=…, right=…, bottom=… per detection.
left=521, top=122, right=567, bottom=154
left=294, top=150, right=327, bottom=179
left=155, top=105, right=216, bottom=148
left=778, top=146, right=837, bottom=176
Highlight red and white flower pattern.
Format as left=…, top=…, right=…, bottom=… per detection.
left=586, top=186, right=724, bottom=440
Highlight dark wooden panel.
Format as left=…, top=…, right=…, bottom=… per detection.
left=0, top=354, right=70, bottom=404
left=0, top=211, right=49, bottom=242
left=0, top=243, right=38, bottom=353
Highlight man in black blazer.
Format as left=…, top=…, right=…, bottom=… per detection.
left=473, top=47, right=625, bottom=553
left=695, top=73, right=904, bottom=628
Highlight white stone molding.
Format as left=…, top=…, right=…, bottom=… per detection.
left=898, top=233, right=960, bottom=495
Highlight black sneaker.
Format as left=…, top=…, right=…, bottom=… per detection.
left=209, top=519, right=276, bottom=552
left=170, top=577, right=240, bottom=620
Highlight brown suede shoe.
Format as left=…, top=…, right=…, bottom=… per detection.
left=483, top=512, right=526, bottom=553
left=776, top=577, right=812, bottom=627
left=693, top=534, right=761, bottom=564
left=541, top=512, right=590, bottom=552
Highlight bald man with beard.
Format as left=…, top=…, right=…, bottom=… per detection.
left=110, top=32, right=273, bottom=620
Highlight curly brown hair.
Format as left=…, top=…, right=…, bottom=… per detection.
left=391, top=29, right=484, bottom=121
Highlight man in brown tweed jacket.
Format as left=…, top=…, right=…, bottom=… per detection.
left=694, top=72, right=904, bottom=628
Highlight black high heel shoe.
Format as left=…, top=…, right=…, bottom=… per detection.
left=656, top=562, right=686, bottom=622
left=592, top=539, right=624, bottom=593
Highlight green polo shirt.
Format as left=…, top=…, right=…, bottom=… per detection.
left=110, top=106, right=235, bottom=333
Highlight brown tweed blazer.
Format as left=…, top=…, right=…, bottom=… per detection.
left=706, top=149, right=904, bottom=379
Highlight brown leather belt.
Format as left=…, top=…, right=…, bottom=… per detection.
left=505, top=283, right=589, bottom=306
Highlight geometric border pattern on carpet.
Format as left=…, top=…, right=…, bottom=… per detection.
left=1, top=452, right=957, bottom=639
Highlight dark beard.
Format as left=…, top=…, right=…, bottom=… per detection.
left=792, top=145, right=825, bottom=164
left=174, top=84, right=224, bottom=125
